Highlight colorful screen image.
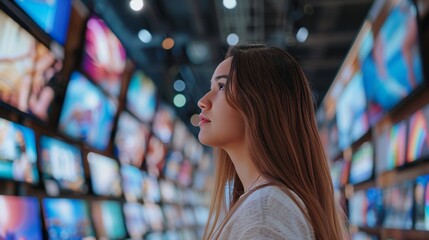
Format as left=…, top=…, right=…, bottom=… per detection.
left=126, top=71, right=157, bottom=122
left=42, top=198, right=95, bottom=239
left=0, top=195, right=43, bottom=240
left=87, top=152, right=122, bottom=197
left=366, top=187, right=383, bottom=228
left=348, top=190, right=367, bottom=226
left=407, top=104, right=429, bottom=163
left=142, top=203, right=164, bottom=231
left=152, top=104, right=175, bottom=144
left=120, top=164, right=143, bottom=202
left=330, top=159, right=350, bottom=188
left=123, top=202, right=149, bottom=239
left=178, top=158, right=193, bottom=187
left=81, top=15, right=126, bottom=97
left=159, top=180, right=177, bottom=204
left=142, top=172, right=161, bottom=203
left=352, top=232, right=379, bottom=240
left=39, top=135, right=86, bottom=193
left=0, top=10, right=62, bottom=121
left=425, top=180, right=429, bottom=231
left=359, top=0, right=424, bottom=124
left=0, top=118, right=38, bottom=183
left=336, top=69, right=369, bottom=150
left=415, top=175, right=429, bottom=230
left=162, top=205, right=181, bottom=229
left=388, top=120, right=407, bottom=168
left=383, top=181, right=413, bottom=229
left=58, top=71, right=117, bottom=150
left=145, top=136, right=166, bottom=177
left=14, top=0, right=72, bottom=45
left=114, top=111, right=149, bottom=167
left=164, top=151, right=183, bottom=182
left=184, top=135, right=203, bottom=164
left=349, top=142, right=374, bottom=184
left=91, top=200, right=127, bottom=240
left=172, top=120, right=188, bottom=151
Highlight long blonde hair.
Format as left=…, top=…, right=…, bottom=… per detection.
left=202, top=44, right=347, bottom=240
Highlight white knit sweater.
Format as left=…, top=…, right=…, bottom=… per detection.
left=217, top=185, right=315, bottom=240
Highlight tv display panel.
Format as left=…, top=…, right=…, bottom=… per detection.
left=164, top=151, right=183, bottom=182
left=336, top=70, right=369, bottom=150
left=178, top=158, right=193, bottom=187
left=123, top=202, right=149, bottom=238
left=348, top=190, right=367, bottom=226
left=120, top=164, right=143, bottom=202
left=58, top=71, right=117, bottom=150
left=87, top=152, right=122, bottom=197
left=366, top=187, right=383, bottom=227
left=388, top=120, right=407, bottom=168
left=126, top=71, right=157, bottom=122
left=407, top=104, right=429, bottom=163
left=114, top=111, right=149, bottom=167
left=159, top=180, right=177, bottom=204
left=359, top=0, right=424, bottom=125
left=152, top=104, right=175, bottom=144
left=91, top=200, right=127, bottom=240
left=142, top=172, right=161, bottom=203
left=0, top=10, right=62, bottom=121
left=145, top=136, right=166, bottom=177
left=349, top=142, right=374, bottom=184
left=415, top=175, right=429, bottom=230
left=81, top=15, right=126, bottom=97
left=383, top=181, right=413, bottom=229
left=172, top=120, right=188, bottom=151
left=142, top=203, right=164, bottom=231
left=14, top=0, right=72, bottom=45
left=42, top=198, right=95, bottom=239
left=0, top=195, right=43, bottom=240
left=39, top=135, right=86, bottom=193
left=0, top=118, right=39, bottom=183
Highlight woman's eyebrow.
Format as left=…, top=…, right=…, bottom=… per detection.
left=211, top=74, right=229, bottom=84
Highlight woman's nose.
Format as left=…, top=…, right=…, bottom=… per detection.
left=198, top=93, right=210, bottom=110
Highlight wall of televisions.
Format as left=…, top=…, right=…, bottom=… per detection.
left=0, top=1, right=213, bottom=239
left=317, top=0, right=429, bottom=239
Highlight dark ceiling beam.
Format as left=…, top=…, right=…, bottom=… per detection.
left=186, top=0, right=205, bottom=36
left=305, top=0, right=373, bottom=7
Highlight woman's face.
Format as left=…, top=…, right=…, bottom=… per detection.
left=197, top=57, right=245, bottom=149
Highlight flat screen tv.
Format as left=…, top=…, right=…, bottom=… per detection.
left=164, top=151, right=183, bottom=182
left=14, top=0, right=72, bottom=45
left=91, top=200, right=127, bottom=240
left=58, top=71, right=117, bottom=150
left=152, top=104, right=175, bottom=144
left=114, top=111, right=149, bottom=168
left=415, top=174, right=429, bottom=230
left=142, top=171, right=161, bottom=204
left=81, top=15, right=126, bottom=97
left=142, top=203, right=164, bottom=231
left=349, top=142, right=374, bottom=184
left=336, top=69, right=369, bottom=150
left=159, top=180, right=177, bottom=204
left=0, top=118, right=39, bottom=184
left=359, top=0, right=424, bottom=125
left=123, top=202, right=149, bottom=239
left=87, top=152, right=122, bottom=197
left=348, top=190, right=367, bottom=226
left=42, top=198, right=95, bottom=239
left=0, top=9, right=62, bottom=122
left=126, top=70, right=157, bottom=123
left=0, top=195, right=43, bottom=240
left=120, top=164, right=143, bottom=202
left=145, top=135, right=166, bottom=177
left=383, top=180, right=413, bottom=229
left=407, top=104, right=429, bottom=163
left=388, top=120, right=407, bottom=168
left=39, top=135, right=86, bottom=193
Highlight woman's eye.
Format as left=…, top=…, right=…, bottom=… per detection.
left=217, top=82, right=225, bottom=90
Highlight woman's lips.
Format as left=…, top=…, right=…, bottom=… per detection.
left=199, top=114, right=211, bottom=126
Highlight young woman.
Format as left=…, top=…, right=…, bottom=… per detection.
left=198, top=43, right=347, bottom=240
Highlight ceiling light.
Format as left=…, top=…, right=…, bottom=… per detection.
left=296, top=27, right=309, bottom=43
left=223, top=0, right=237, bottom=9
left=190, top=114, right=200, bottom=127
left=227, top=33, right=239, bottom=46
left=162, top=37, right=175, bottom=50
left=130, top=0, right=144, bottom=11
left=173, top=94, right=186, bottom=108
left=174, top=79, right=186, bottom=92
left=138, top=29, right=152, bottom=43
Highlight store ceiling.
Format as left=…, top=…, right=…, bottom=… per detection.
left=85, top=0, right=373, bottom=136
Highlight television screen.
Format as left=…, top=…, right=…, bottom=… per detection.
left=126, top=70, right=157, bottom=122
left=91, top=200, right=127, bottom=240
left=58, top=71, right=117, bottom=150
left=152, top=104, right=175, bottom=144
left=349, top=142, right=374, bottom=184
left=359, top=0, right=424, bottom=125
left=162, top=205, right=181, bottom=229
left=0, top=195, right=43, bottom=240
left=407, top=104, right=429, bottom=163
left=352, top=232, right=379, bottom=240
left=164, top=151, right=183, bottom=182
left=0, top=10, right=62, bottom=121
left=184, top=135, right=203, bottom=164
left=142, top=203, right=164, bottom=231
left=415, top=175, right=429, bottom=230
left=87, top=152, right=122, bottom=197
left=172, top=120, right=188, bottom=151
left=142, top=171, right=161, bottom=203
left=39, top=135, right=86, bottom=193
left=42, top=198, right=95, bottom=239
left=178, top=158, right=193, bottom=187
left=159, top=180, right=177, bottom=204
left=0, top=118, right=39, bottom=184
left=388, top=120, right=407, bottom=168
left=375, top=127, right=390, bottom=174
left=123, top=202, right=149, bottom=239
left=145, top=135, right=166, bottom=177
left=14, top=0, right=72, bottom=45
left=114, top=111, right=149, bottom=167
left=348, top=190, right=367, bottom=226
left=81, top=15, right=126, bottom=97
left=336, top=69, right=369, bottom=150
left=383, top=181, right=413, bottom=229
left=120, top=164, right=143, bottom=202
left=425, top=181, right=429, bottom=230
left=366, top=187, right=383, bottom=227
